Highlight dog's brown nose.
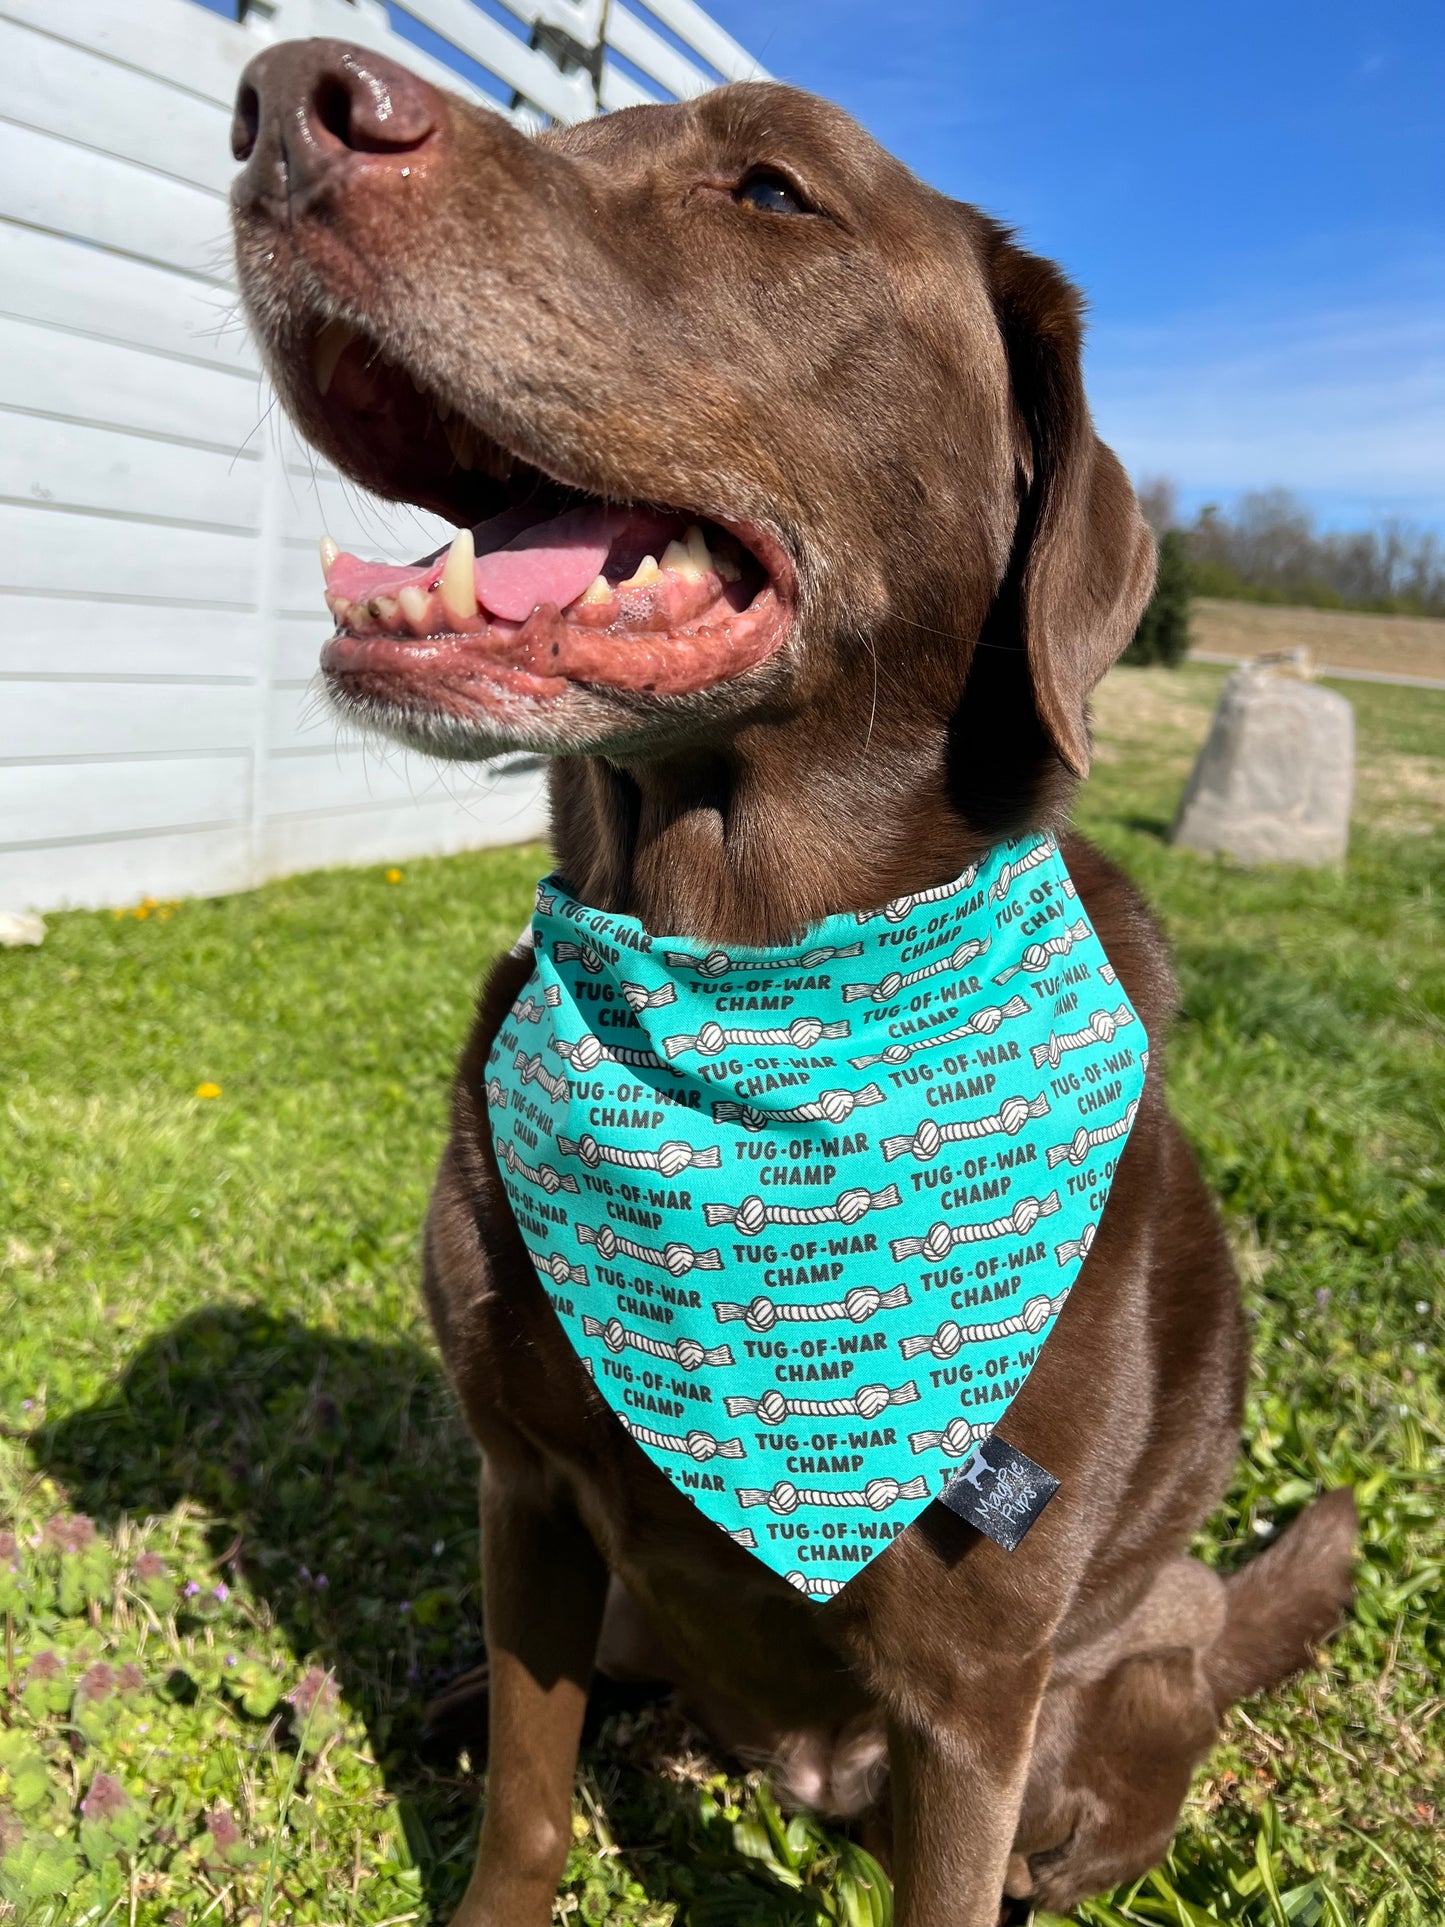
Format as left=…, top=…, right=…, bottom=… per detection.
left=231, top=38, right=440, bottom=215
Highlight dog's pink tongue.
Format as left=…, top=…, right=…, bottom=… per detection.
left=474, top=504, right=616, bottom=621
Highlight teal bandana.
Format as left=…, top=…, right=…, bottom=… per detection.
left=485, top=833, right=1146, bottom=1600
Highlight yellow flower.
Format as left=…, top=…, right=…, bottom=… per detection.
left=386, top=868, right=403, bottom=884
left=195, top=1083, right=222, bottom=1100
left=134, top=906, right=150, bottom=920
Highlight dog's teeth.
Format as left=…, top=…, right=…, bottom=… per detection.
left=621, top=554, right=661, bottom=589
left=312, top=319, right=357, bottom=398
left=319, top=535, right=340, bottom=583
left=434, top=397, right=452, bottom=424
left=578, top=575, right=612, bottom=606
left=399, top=585, right=430, bottom=627
left=372, top=595, right=400, bottom=625
left=663, top=529, right=714, bottom=581
left=660, top=537, right=704, bottom=580
left=439, top=528, right=478, bottom=621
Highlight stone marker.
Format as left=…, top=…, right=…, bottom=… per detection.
left=1170, top=654, right=1353, bottom=866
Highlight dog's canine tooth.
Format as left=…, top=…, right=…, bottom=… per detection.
left=319, top=534, right=340, bottom=583
left=435, top=395, right=452, bottom=424
left=312, top=319, right=357, bottom=398
left=399, top=585, right=430, bottom=627
left=621, top=554, right=662, bottom=589
left=439, top=527, right=478, bottom=621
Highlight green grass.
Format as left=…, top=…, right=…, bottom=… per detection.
left=0, top=665, right=1440, bottom=1924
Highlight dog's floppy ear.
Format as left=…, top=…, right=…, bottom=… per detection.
left=984, top=227, right=1155, bottom=777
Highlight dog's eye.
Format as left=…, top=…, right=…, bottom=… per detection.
left=735, top=169, right=811, bottom=216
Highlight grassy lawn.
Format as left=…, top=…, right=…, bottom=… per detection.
left=1, top=663, right=1440, bottom=1925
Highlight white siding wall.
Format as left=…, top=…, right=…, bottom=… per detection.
left=0, top=0, right=763, bottom=910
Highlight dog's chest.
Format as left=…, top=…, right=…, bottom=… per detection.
left=484, top=834, right=1145, bottom=1600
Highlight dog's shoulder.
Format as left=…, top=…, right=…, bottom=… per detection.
left=1058, top=831, right=1177, bottom=1047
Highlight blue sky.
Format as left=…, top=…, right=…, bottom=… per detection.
left=700, top=0, right=1444, bottom=533
left=199, top=0, right=1442, bottom=532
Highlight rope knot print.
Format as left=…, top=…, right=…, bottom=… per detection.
left=486, top=835, right=1146, bottom=1599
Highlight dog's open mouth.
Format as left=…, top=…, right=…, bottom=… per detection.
left=311, top=322, right=793, bottom=706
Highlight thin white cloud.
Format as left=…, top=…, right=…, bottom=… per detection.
left=1087, top=294, right=1445, bottom=525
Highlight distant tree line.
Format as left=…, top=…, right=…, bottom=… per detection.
left=1123, top=481, right=1445, bottom=667
left=1136, top=481, right=1445, bottom=619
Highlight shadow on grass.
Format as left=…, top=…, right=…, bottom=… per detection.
left=1116, top=812, right=1174, bottom=841
left=38, top=1305, right=493, bottom=1915
left=34, top=1305, right=812, bottom=1924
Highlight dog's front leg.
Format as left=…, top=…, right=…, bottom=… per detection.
left=887, top=1650, right=1050, bottom=1927
left=449, top=1456, right=609, bottom=1927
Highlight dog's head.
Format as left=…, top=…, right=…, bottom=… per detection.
left=231, top=43, right=1151, bottom=785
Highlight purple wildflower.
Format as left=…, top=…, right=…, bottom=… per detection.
left=287, top=1665, right=338, bottom=1723
left=204, top=1805, right=242, bottom=1853
left=43, top=1513, right=96, bottom=1555
left=82, top=1772, right=129, bottom=1821
left=184, top=1580, right=201, bottom=1598
left=213, top=1582, right=229, bottom=1603
left=135, top=1551, right=167, bottom=1583
left=77, top=1661, right=116, bottom=1703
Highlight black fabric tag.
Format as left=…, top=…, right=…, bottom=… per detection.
left=938, top=1435, right=1059, bottom=1551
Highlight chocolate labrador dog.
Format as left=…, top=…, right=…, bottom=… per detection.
left=230, top=42, right=1356, bottom=1925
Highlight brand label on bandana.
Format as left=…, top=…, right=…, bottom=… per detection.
left=485, top=833, right=1145, bottom=1601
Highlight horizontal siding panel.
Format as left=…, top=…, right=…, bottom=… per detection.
left=0, top=0, right=251, bottom=109
left=271, top=614, right=334, bottom=684
left=263, top=743, right=469, bottom=818
left=0, top=600, right=261, bottom=680
left=266, top=683, right=339, bottom=757
left=0, top=751, right=249, bottom=847
left=0, top=412, right=263, bottom=530
left=0, top=681, right=256, bottom=762
left=0, top=823, right=253, bottom=910
left=0, top=501, right=259, bottom=605
left=0, top=315, right=262, bottom=448
left=0, top=16, right=236, bottom=196
left=276, top=545, right=333, bottom=622
left=259, top=774, right=548, bottom=876
left=0, top=222, right=257, bottom=373
left=0, top=120, right=231, bottom=281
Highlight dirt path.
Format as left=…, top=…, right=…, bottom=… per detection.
left=1189, top=598, right=1445, bottom=684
